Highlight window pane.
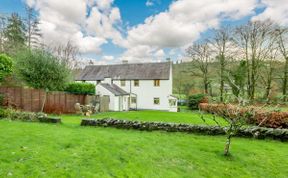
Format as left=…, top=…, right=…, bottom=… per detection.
left=154, top=97, right=160, bottom=105
left=169, top=99, right=176, bottom=106
left=134, top=80, right=139, bottom=86
left=154, top=80, right=160, bottom=86
left=131, top=97, right=137, bottom=104
left=121, top=80, right=125, bottom=86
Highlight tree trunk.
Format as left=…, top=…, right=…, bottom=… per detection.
left=264, top=65, right=273, bottom=100
left=219, top=55, right=225, bottom=102
left=224, top=134, right=232, bottom=156
left=283, top=58, right=288, bottom=101
left=41, top=91, right=47, bottom=112
left=204, top=75, right=209, bottom=94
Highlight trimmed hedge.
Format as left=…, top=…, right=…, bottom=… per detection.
left=64, top=82, right=95, bottom=95
left=0, top=108, right=61, bottom=123
left=81, top=118, right=288, bottom=141
left=199, top=103, right=288, bottom=129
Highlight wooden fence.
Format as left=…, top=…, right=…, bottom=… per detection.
left=0, top=87, right=94, bottom=114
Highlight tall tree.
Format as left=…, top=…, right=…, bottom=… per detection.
left=3, top=13, right=26, bottom=54
left=15, top=49, right=71, bottom=112
left=209, top=27, right=234, bottom=102
left=260, top=48, right=279, bottom=100
left=235, top=20, right=275, bottom=101
left=25, top=6, right=41, bottom=49
left=276, top=27, right=288, bottom=101
left=0, top=14, right=7, bottom=53
left=186, top=42, right=213, bottom=94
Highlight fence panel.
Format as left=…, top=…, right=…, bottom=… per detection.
left=0, top=87, right=93, bottom=114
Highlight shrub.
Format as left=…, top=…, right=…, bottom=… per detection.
left=188, top=94, right=207, bottom=110
left=64, top=82, right=95, bottom=95
left=0, top=107, right=10, bottom=118
left=199, top=103, right=288, bottom=128
left=0, top=53, right=13, bottom=82
left=0, top=108, right=61, bottom=123
left=15, top=50, right=71, bottom=91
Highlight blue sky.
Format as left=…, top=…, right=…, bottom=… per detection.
left=0, top=0, right=287, bottom=64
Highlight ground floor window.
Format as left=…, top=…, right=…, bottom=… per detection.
left=169, top=99, right=176, bottom=106
left=131, top=97, right=137, bottom=104
left=153, top=97, right=160, bottom=105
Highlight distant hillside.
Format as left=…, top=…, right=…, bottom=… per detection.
left=172, top=61, right=284, bottom=99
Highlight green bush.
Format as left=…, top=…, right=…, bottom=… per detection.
left=64, top=82, right=95, bottom=95
left=15, top=50, right=71, bottom=91
left=0, top=53, right=13, bottom=82
left=188, top=94, right=207, bottom=110
left=0, top=107, right=10, bottom=118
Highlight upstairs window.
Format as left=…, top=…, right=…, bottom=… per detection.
left=120, top=80, right=126, bottom=87
left=154, top=80, right=160, bottom=87
left=134, top=80, right=139, bottom=87
left=153, top=97, right=160, bottom=105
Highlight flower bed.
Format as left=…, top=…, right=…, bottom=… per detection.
left=199, top=103, right=288, bottom=128
left=81, top=118, right=288, bottom=141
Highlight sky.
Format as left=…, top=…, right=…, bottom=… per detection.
left=0, top=0, right=288, bottom=64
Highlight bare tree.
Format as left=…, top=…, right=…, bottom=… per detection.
left=260, top=48, right=279, bottom=100
left=47, top=41, right=81, bottom=69
left=235, top=20, right=276, bottom=101
left=25, top=6, right=41, bottom=49
left=186, top=42, right=213, bottom=94
left=276, top=27, right=288, bottom=101
left=209, top=27, right=235, bottom=102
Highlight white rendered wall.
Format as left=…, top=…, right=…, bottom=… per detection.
left=96, top=84, right=117, bottom=111
left=112, top=64, right=174, bottom=111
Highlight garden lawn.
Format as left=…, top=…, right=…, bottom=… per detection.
left=0, top=120, right=287, bottom=177
left=60, top=110, right=227, bottom=126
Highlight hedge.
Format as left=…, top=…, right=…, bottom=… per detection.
left=199, top=103, right=288, bottom=129
left=64, top=82, right=95, bottom=95
left=81, top=118, right=288, bottom=141
left=187, top=94, right=208, bottom=110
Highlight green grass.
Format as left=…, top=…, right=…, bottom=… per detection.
left=60, top=110, right=227, bottom=126
left=0, top=119, right=287, bottom=177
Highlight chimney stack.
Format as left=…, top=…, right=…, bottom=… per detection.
left=122, top=60, right=128, bottom=64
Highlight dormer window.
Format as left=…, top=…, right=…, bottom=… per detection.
left=154, top=80, right=160, bottom=87
left=120, top=80, right=126, bottom=87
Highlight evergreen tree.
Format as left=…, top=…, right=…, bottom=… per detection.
left=3, top=13, right=26, bottom=54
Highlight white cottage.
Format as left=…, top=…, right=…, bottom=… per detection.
left=76, top=62, right=178, bottom=112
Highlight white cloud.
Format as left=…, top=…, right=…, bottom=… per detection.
left=253, top=0, right=288, bottom=25
left=124, top=0, right=258, bottom=49
left=146, top=0, right=154, bottom=7
left=102, top=55, right=115, bottom=61
left=95, top=0, right=114, bottom=11
left=26, top=0, right=122, bottom=54
left=26, top=0, right=288, bottom=63
left=120, top=0, right=258, bottom=62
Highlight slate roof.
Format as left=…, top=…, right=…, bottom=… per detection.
left=76, top=62, right=171, bottom=81
left=100, top=83, right=129, bottom=96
